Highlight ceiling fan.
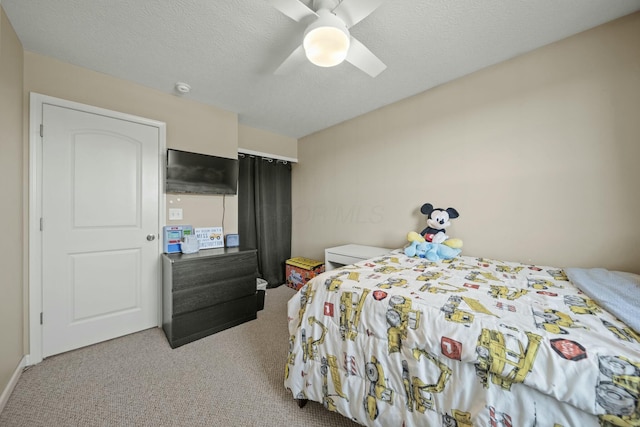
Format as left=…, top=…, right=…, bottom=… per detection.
left=267, top=0, right=387, bottom=77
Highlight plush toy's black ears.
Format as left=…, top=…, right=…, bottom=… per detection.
left=446, top=207, right=460, bottom=219
left=420, top=203, right=435, bottom=216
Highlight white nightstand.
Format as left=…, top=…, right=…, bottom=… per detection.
left=324, top=244, right=392, bottom=271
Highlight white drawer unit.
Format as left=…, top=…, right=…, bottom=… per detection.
left=324, top=244, right=392, bottom=271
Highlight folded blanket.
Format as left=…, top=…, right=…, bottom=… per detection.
left=565, top=267, right=640, bottom=333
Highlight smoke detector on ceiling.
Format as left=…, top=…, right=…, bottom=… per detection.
left=175, top=82, right=191, bottom=94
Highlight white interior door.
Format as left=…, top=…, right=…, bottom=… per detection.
left=41, top=103, right=160, bottom=358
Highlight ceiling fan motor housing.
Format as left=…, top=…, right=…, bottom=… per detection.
left=303, top=9, right=350, bottom=67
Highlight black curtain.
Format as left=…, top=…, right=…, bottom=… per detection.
left=238, top=154, right=292, bottom=288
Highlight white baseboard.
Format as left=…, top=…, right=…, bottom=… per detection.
left=0, top=356, right=26, bottom=414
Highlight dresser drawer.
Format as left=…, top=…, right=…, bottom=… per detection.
left=168, top=294, right=258, bottom=348
left=172, top=273, right=255, bottom=316
left=171, top=250, right=257, bottom=291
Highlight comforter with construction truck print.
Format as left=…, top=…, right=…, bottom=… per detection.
left=284, top=250, right=640, bottom=426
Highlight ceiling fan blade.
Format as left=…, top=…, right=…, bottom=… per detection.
left=274, top=44, right=307, bottom=74
left=346, top=37, right=386, bottom=77
left=332, top=0, right=385, bottom=28
left=266, top=0, right=317, bottom=22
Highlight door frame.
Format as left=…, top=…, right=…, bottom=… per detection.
left=28, top=93, right=167, bottom=365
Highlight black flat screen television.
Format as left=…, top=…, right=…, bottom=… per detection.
left=166, top=149, right=238, bottom=195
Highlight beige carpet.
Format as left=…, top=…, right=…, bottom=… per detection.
left=0, top=286, right=360, bottom=427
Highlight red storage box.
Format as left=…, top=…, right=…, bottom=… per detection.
left=286, top=257, right=325, bottom=291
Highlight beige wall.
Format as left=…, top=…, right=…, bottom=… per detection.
left=238, top=124, right=298, bottom=160
left=293, top=12, right=640, bottom=274
left=24, top=52, right=239, bottom=230
left=17, top=49, right=298, bottom=357
left=0, top=5, right=24, bottom=404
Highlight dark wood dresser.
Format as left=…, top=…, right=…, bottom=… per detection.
left=162, top=248, right=258, bottom=348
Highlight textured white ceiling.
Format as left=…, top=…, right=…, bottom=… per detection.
left=4, top=0, right=640, bottom=138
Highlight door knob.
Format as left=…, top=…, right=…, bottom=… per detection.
left=147, top=234, right=156, bottom=241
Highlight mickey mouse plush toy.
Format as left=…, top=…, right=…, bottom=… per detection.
left=420, top=203, right=460, bottom=244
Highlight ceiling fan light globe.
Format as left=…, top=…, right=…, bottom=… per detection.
left=303, top=26, right=350, bottom=67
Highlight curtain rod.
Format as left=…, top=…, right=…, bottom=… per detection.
left=238, top=148, right=297, bottom=163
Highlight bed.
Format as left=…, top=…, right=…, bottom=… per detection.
left=284, top=249, right=640, bottom=426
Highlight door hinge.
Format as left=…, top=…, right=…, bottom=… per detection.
left=40, top=217, right=43, bottom=231
left=40, top=124, right=43, bottom=138
left=40, top=312, right=43, bottom=325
